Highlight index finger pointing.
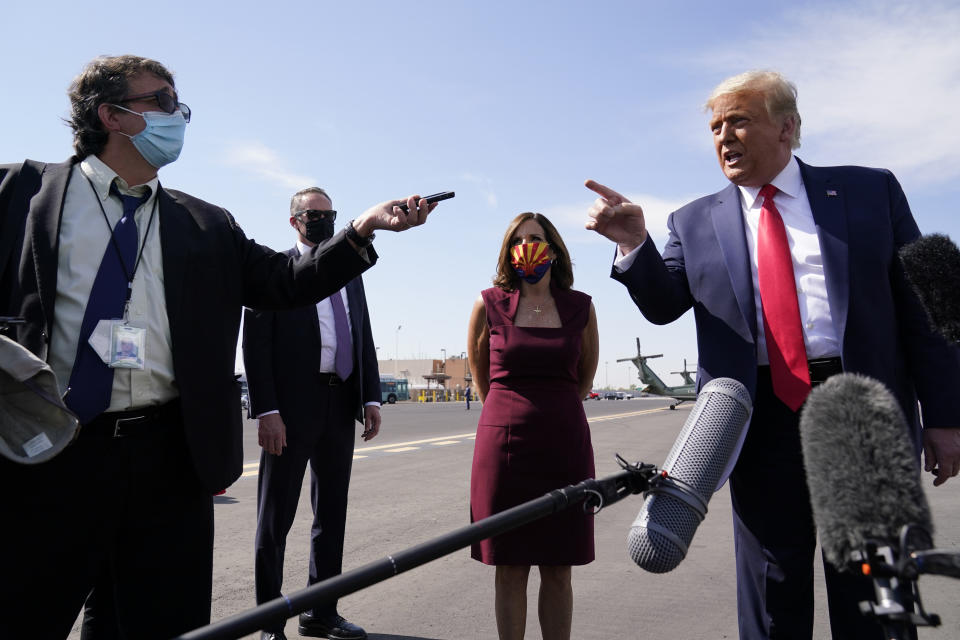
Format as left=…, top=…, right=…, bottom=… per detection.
left=584, top=179, right=627, bottom=205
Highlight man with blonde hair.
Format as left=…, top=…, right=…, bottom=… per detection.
left=585, top=70, right=960, bottom=639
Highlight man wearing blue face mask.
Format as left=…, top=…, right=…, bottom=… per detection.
left=0, top=54, right=442, bottom=640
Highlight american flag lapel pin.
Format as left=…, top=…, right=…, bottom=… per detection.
left=826, top=189, right=838, bottom=197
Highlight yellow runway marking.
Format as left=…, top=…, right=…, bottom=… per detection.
left=430, top=440, right=460, bottom=446
left=384, top=446, right=419, bottom=453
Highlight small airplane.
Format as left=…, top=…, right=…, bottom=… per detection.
left=617, top=338, right=696, bottom=409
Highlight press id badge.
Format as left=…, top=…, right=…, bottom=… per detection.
left=88, top=319, right=146, bottom=369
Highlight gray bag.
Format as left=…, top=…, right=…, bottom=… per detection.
left=0, top=334, right=79, bottom=464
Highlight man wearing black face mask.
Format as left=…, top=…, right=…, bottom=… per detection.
left=242, top=187, right=382, bottom=640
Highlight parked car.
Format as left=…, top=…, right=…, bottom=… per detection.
left=585, top=391, right=600, bottom=401
left=604, top=391, right=618, bottom=400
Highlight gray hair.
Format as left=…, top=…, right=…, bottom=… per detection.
left=706, top=70, right=802, bottom=149
left=68, top=55, right=176, bottom=158
left=290, top=187, right=332, bottom=216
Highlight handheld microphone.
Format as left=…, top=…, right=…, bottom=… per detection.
left=628, top=377, right=752, bottom=572
left=899, top=233, right=960, bottom=345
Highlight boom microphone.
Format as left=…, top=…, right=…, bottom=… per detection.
left=628, top=377, right=752, bottom=572
left=899, top=234, right=960, bottom=345
left=799, top=373, right=933, bottom=569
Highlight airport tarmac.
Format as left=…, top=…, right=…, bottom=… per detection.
left=68, top=398, right=960, bottom=639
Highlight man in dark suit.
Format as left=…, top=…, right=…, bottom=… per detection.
left=0, top=54, right=440, bottom=640
left=585, top=70, right=960, bottom=639
left=243, top=187, right=382, bottom=640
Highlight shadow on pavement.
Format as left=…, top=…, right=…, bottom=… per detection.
left=368, top=635, right=447, bottom=640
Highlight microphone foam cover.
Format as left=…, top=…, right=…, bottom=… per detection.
left=800, top=373, right=932, bottom=569
left=628, top=377, right=752, bottom=572
left=899, top=234, right=960, bottom=345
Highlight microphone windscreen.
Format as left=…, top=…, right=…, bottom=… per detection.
left=899, top=233, right=960, bottom=345
left=799, top=373, right=932, bottom=569
left=628, top=377, right=752, bottom=572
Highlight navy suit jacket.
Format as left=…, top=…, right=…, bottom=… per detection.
left=242, top=246, right=381, bottom=433
left=612, top=158, right=960, bottom=445
left=0, top=158, right=377, bottom=491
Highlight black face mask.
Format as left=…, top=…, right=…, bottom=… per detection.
left=303, top=218, right=335, bottom=243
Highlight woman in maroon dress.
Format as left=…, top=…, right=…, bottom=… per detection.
left=467, top=212, right=599, bottom=640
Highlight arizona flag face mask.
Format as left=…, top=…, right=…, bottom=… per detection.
left=510, top=241, right=552, bottom=284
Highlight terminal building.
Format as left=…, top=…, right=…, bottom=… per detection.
left=377, top=355, right=473, bottom=403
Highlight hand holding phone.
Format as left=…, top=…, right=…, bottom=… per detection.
left=396, top=191, right=455, bottom=212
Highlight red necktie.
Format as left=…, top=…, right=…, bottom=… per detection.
left=757, top=184, right=811, bottom=411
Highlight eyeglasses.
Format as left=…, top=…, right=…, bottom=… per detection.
left=118, top=90, right=191, bottom=123
left=294, top=209, right=337, bottom=222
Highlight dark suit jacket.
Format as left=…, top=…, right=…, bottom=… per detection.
left=0, top=157, right=378, bottom=491
left=613, top=158, right=960, bottom=445
left=241, top=246, right=381, bottom=432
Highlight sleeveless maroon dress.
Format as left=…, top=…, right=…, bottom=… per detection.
left=470, top=285, right=595, bottom=565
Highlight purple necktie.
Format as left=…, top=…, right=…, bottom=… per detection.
left=330, top=291, right=353, bottom=380
left=66, top=185, right=147, bottom=423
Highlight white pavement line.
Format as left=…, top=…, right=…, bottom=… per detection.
left=354, top=432, right=476, bottom=453
left=589, top=407, right=669, bottom=422
left=235, top=407, right=669, bottom=479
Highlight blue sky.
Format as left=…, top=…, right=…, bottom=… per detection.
left=4, top=0, right=959, bottom=390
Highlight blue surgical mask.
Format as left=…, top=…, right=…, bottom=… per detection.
left=111, top=105, right=187, bottom=168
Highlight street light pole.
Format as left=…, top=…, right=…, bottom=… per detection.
left=395, top=325, right=401, bottom=376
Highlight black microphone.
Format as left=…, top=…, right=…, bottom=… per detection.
left=800, top=373, right=940, bottom=633
left=628, top=377, right=752, bottom=572
left=899, top=233, right=960, bottom=345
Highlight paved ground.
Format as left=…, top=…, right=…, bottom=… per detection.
left=68, top=398, right=960, bottom=639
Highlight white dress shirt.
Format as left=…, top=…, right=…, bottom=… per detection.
left=49, top=156, right=177, bottom=410
left=614, top=156, right=840, bottom=364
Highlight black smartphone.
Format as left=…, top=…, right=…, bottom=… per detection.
left=396, top=191, right=455, bottom=212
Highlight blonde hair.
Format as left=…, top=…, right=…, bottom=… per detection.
left=706, top=70, right=801, bottom=149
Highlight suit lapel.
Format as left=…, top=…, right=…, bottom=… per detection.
left=27, top=160, right=75, bottom=330
left=344, top=278, right=361, bottom=364
left=292, top=246, right=324, bottom=345
left=710, top=184, right=757, bottom=339
left=799, top=160, right=849, bottom=346
left=157, top=187, right=196, bottom=343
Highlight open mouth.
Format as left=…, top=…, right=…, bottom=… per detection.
left=724, top=151, right=743, bottom=165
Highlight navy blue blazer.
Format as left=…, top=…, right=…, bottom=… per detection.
left=612, top=158, right=960, bottom=445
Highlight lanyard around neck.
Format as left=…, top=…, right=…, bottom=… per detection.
left=84, top=174, right=159, bottom=306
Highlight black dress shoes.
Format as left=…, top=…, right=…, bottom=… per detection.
left=298, top=612, right=367, bottom=639
left=261, top=632, right=287, bottom=640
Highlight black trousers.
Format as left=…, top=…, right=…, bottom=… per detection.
left=254, top=381, right=358, bottom=632
left=729, top=369, right=889, bottom=640
left=0, top=404, right=213, bottom=639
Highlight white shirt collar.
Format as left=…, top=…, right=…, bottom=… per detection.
left=79, top=155, right=159, bottom=201
left=738, top=155, right=803, bottom=209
